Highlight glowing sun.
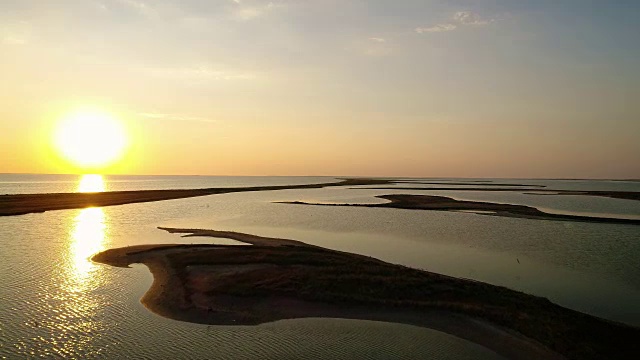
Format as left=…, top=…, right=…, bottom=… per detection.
left=54, top=109, right=128, bottom=168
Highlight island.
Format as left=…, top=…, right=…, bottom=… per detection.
left=353, top=186, right=640, bottom=201
left=280, top=194, right=640, bottom=225
left=92, top=227, right=640, bottom=360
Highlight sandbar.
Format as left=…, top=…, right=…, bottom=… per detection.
left=282, top=194, right=640, bottom=225
left=353, top=187, right=640, bottom=201
left=92, top=227, right=640, bottom=360
left=0, top=178, right=389, bottom=216
left=391, top=181, right=547, bottom=187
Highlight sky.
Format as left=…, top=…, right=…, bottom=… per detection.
left=0, top=0, right=639, bottom=178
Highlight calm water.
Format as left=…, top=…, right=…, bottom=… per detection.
left=1, top=174, right=639, bottom=359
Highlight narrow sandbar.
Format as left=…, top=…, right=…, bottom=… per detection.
left=281, top=194, right=640, bottom=225
left=352, top=187, right=640, bottom=201
left=392, top=181, right=547, bottom=187
left=0, top=178, right=389, bottom=216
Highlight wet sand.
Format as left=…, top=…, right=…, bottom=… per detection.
left=93, top=227, right=640, bottom=360
left=282, top=194, right=640, bottom=225
left=0, top=178, right=389, bottom=216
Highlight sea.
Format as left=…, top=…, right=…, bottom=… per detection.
left=1, top=174, right=639, bottom=359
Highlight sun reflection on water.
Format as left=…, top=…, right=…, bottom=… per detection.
left=65, top=175, right=110, bottom=292
left=44, top=175, right=113, bottom=355
left=69, top=207, right=107, bottom=286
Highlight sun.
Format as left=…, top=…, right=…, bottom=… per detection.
left=54, top=109, right=128, bottom=169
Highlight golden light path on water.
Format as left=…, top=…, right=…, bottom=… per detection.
left=36, top=174, right=114, bottom=356
left=62, top=174, right=110, bottom=304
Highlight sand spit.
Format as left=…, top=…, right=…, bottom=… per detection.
left=391, top=181, right=547, bottom=187
left=282, top=194, right=640, bottom=225
left=157, top=227, right=311, bottom=247
left=352, top=187, right=640, bottom=201
left=92, top=227, right=640, bottom=360
left=0, top=178, right=389, bottom=216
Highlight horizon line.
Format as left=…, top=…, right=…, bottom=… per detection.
left=0, top=172, right=638, bottom=182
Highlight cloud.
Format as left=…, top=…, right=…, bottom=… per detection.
left=230, top=1, right=285, bottom=21
left=2, top=35, right=27, bottom=45
left=138, top=112, right=216, bottom=124
left=235, top=7, right=262, bottom=20
left=453, top=11, right=492, bottom=26
left=145, top=66, right=256, bottom=81
left=416, top=11, right=493, bottom=34
left=1, top=21, right=31, bottom=45
left=112, top=0, right=157, bottom=17
left=415, top=24, right=457, bottom=34
left=360, top=37, right=392, bottom=57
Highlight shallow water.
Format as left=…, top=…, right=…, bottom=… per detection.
left=1, top=175, right=639, bottom=358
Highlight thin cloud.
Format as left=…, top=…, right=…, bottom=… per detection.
left=145, top=66, right=256, bottom=81
left=453, top=11, right=492, bottom=26
left=415, top=24, right=457, bottom=33
left=416, top=11, right=494, bottom=34
left=138, top=112, right=217, bottom=124
left=235, top=7, right=262, bottom=20
left=2, top=35, right=27, bottom=45
left=1, top=21, right=31, bottom=45
left=359, top=37, right=392, bottom=56
left=231, top=1, right=284, bottom=21
left=105, top=0, right=158, bottom=18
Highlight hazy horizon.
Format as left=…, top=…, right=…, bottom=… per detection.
left=1, top=0, right=639, bottom=178
left=2, top=172, right=639, bottom=181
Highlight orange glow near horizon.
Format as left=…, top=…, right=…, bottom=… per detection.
left=53, top=108, right=129, bottom=171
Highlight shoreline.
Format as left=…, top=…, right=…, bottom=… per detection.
left=0, top=178, right=389, bottom=216
left=93, top=227, right=640, bottom=360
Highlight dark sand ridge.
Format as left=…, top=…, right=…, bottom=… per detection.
left=281, top=194, right=640, bottom=225
left=352, top=187, right=640, bottom=201
left=92, top=227, right=640, bottom=360
left=0, top=178, right=389, bottom=216
left=391, top=181, right=547, bottom=187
